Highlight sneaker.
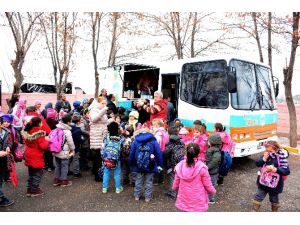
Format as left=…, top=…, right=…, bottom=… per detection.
left=209, top=200, right=216, bottom=204
left=116, top=187, right=123, bottom=194
left=102, top=188, right=108, bottom=194
left=73, top=173, right=82, bottom=179
left=0, top=197, right=14, bottom=207
left=217, top=177, right=224, bottom=186
left=53, top=178, right=61, bottom=187
left=145, top=198, right=151, bottom=203
left=29, top=188, right=44, bottom=197
left=134, top=196, right=140, bottom=201
left=60, top=180, right=72, bottom=187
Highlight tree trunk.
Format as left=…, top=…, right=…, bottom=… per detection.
left=267, top=12, right=273, bottom=73
left=252, top=12, right=264, bottom=63
left=11, top=50, right=25, bottom=99
left=283, top=12, right=299, bottom=147
left=95, top=71, right=99, bottom=98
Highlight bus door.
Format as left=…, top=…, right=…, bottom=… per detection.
left=161, top=73, right=180, bottom=119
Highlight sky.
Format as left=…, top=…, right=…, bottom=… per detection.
left=1, top=1, right=300, bottom=99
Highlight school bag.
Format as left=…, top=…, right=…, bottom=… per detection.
left=171, top=143, right=185, bottom=168
left=48, top=128, right=65, bottom=153
left=102, top=135, right=123, bottom=169
left=219, top=150, right=233, bottom=176
left=136, top=141, right=154, bottom=170
left=259, top=155, right=287, bottom=188
left=160, top=130, right=169, bottom=152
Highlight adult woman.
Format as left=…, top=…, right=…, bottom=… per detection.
left=89, top=96, right=108, bottom=182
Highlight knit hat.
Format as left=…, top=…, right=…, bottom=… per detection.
left=129, top=110, right=139, bottom=120
left=179, top=127, right=189, bottom=135
left=47, top=108, right=57, bottom=119
left=1, top=114, right=14, bottom=123
left=108, top=121, right=119, bottom=136
left=82, top=98, right=89, bottom=105
left=35, top=100, right=42, bottom=106
left=73, top=100, right=81, bottom=109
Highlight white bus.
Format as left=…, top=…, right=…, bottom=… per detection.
left=99, top=56, right=279, bottom=157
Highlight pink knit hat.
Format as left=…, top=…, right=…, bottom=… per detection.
left=47, top=108, right=57, bottom=119
left=35, top=100, right=42, bottom=105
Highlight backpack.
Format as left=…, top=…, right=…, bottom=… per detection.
left=219, top=150, right=233, bottom=176
left=136, top=141, right=154, bottom=170
left=170, top=143, right=185, bottom=168
left=102, top=135, right=123, bottom=169
left=48, top=128, right=65, bottom=153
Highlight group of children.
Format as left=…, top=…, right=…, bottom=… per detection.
left=0, top=97, right=291, bottom=212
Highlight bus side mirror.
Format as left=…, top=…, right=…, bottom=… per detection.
left=272, top=76, right=279, bottom=97
left=227, top=66, right=237, bottom=93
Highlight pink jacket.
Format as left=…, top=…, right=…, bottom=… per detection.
left=216, top=131, right=234, bottom=157
left=153, top=127, right=169, bottom=152
left=172, top=159, right=216, bottom=212
left=195, top=133, right=208, bottom=162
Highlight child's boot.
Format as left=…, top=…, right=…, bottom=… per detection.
left=271, top=203, right=280, bottom=212
left=252, top=200, right=261, bottom=212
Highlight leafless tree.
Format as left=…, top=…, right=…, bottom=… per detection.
left=40, top=12, right=77, bottom=99
left=283, top=12, right=299, bottom=147
left=5, top=12, right=42, bottom=102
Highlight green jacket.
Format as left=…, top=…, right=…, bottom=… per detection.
left=205, top=133, right=222, bottom=175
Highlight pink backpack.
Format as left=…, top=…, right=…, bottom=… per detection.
left=160, top=129, right=169, bottom=152
left=48, top=128, right=65, bottom=153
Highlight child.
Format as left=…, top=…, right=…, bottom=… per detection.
left=152, top=118, right=169, bottom=185
left=172, top=142, right=216, bottom=212
left=194, top=124, right=208, bottom=162
left=252, top=140, right=290, bottom=212
left=205, top=133, right=222, bottom=204
left=128, top=110, right=140, bottom=132
left=163, top=126, right=185, bottom=199
left=128, top=128, right=163, bottom=202
left=193, top=119, right=202, bottom=128
left=178, top=125, right=190, bottom=144
left=79, top=108, right=90, bottom=171
left=0, top=117, right=14, bottom=206
left=53, top=114, right=75, bottom=187
left=101, top=121, right=124, bottom=194
left=214, top=122, right=234, bottom=185
left=22, top=117, right=49, bottom=197
left=70, top=114, right=84, bottom=178
left=121, top=125, right=134, bottom=186
left=45, top=108, right=58, bottom=172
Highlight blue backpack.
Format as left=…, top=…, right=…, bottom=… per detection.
left=219, top=151, right=233, bottom=176
left=102, top=135, right=123, bottom=169
left=136, top=141, right=154, bottom=171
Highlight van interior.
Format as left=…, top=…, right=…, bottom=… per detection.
left=123, top=64, right=159, bottom=99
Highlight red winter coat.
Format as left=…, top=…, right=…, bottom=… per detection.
left=150, top=99, right=167, bottom=121
left=23, top=127, right=49, bottom=169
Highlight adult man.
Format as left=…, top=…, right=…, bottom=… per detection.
left=55, top=94, right=71, bottom=113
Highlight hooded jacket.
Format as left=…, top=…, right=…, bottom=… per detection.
left=163, top=134, right=185, bottom=170
left=53, top=122, right=75, bottom=159
left=89, top=100, right=108, bottom=149
left=128, top=129, right=163, bottom=173
left=22, top=127, right=49, bottom=168
left=41, top=102, right=53, bottom=119
left=172, top=159, right=216, bottom=212
left=0, top=127, right=13, bottom=171
left=205, top=133, right=222, bottom=175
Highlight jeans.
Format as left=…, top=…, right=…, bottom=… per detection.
left=0, top=170, right=5, bottom=198
left=209, top=173, right=218, bottom=202
left=254, top=188, right=279, bottom=204
left=72, top=152, right=81, bottom=175
left=166, top=171, right=177, bottom=198
left=103, top=161, right=121, bottom=189
left=55, top=157, right=69, bottom=180
left=134, top=173, right=154, bottom=199
left=44, top=151, right=55, bottom=169
left=27, top=167, right=43, bottom=192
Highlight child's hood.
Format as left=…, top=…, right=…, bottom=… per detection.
left=175, top=160, right=205, bottom=181
left=208, top=133, right=222, bottom=147
left=135, top=129, right=155, bottom=143
left=22, top=127, right=46, bottom=141
left=57, top=122, right=71, bottom=131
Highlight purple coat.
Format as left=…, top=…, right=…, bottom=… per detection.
left=173, top=159, right=216, bottom=212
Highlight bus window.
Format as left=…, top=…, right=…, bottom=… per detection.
left=180, top=60, right=229, bottom=109
left=230, top=60, right=259, bottom=110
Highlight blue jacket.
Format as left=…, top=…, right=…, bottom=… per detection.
left=256, top=152, right=290, bottom=194
left=71, top=124, right=84, bottom=153
left=128, top=131, right=163, bottom=173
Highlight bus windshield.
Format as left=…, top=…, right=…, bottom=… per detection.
left=230, top=59, right=276, bottom=110
left=180, top=60, right=229, bottom=109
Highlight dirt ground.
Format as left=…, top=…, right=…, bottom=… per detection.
left=1, top=150, right=299, bottom=212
